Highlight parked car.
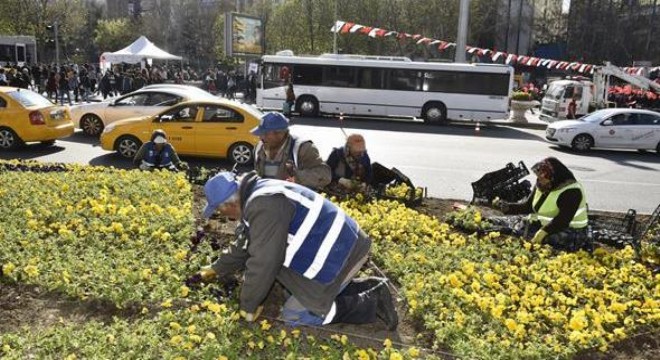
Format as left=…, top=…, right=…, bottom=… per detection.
left=0, top=86, right=74, bottom=150
left=545, top=108, right=660, bottom=153
left=100, top=98, right=261, bottom=165
left=70, top=87, right=217, bottom=136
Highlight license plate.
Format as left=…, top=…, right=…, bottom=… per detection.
left=50, top=110, right=65, bottom=120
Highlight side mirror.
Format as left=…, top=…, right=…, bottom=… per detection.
left=108, top=100, right=116, bottom=107
left=602, top=119, right=613, bottom=126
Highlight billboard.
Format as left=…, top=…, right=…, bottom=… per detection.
left=225, top=12, right=264, bottom=57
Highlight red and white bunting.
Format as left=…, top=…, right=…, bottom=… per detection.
left=349, top=25, right=363, bottom=33
left=506, top=54, right=518, bottom=65
left=331, top=21, right=346, bottom=33
left=491, top=51, right=505, bottom=62
left=330, top=20, right=657, bottom=74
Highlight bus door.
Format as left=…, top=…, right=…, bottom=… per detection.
left=15, top=43, right=26, bottom=66
left=258, top=63, right=290, bottom=108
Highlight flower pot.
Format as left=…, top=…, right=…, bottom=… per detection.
left=509, top=100, right=537, bottom=123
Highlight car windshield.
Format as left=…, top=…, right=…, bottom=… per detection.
left=7, top=89, right=54, bottom=108
left=545, top=84, right=563, bottom=100
left=581, top=111, right=613, bottom=123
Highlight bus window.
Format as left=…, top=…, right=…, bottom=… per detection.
left=387, top=69, right=421, bottom=91
left=357, top=68, right=384, bottom=89
left=323, top=66, right=355, bottom=87
left=262, top=63, right=289, bottom=89
left=293, top=64, right=323, bottom=86
left=0, top=44, right=13, bottom=63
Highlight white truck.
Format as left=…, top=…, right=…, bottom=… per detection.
left=540, top=62, right=660, bottom=122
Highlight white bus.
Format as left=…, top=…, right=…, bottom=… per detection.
left=0, top=35, right=37, bottom=67
left=257, top=52, right=514, bottom=123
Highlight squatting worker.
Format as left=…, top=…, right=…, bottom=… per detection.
left=133, top=129, right=186, bottom=171
left=252, top=112, right=331, bottom=190
left=189, top=171, right=398, bottom=330
left=495, top=157, right=589, bottom=251
left=326, top=133, right=372, bottom=190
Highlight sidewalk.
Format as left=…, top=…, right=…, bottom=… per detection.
left=488, top=109, right=549, bottom=131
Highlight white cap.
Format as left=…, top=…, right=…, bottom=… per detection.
left=153, top=135, right=167, bottom=144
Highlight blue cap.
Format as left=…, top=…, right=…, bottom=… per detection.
left=202, top=172, right=239, bottom=218
left=251, top=112, right=289, bottom=136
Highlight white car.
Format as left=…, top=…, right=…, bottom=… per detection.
left=545, top=108, right=660, bottom=153
left=69, top=87, right=217, bottom=136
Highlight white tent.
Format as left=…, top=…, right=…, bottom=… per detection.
left=100, top=36, right=182, bottom=67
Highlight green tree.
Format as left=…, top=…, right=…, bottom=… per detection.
left=94, top=18, right=136, bottom=53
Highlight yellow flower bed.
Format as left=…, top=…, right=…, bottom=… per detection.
left=1, top=161, right=657, bottom=359
left=339, top=196, right=660, bottom=359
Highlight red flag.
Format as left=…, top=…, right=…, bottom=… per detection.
left=340, top=22, right=354, bottom=34
left=359, top=26, right=373, bottom=35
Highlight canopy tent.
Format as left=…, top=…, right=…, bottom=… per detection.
left=100, top=36, right=181, bottom=68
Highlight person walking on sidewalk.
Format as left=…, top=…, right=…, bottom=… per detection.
left=188, top=171, right=399, bottom=329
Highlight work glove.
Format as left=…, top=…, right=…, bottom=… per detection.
left=338, top=177, right=353, bottom=189
left=185, top=267, right=217, bottom=288
left=139, top=162, right=152, bottom=171
left=531, top=229, right=548, bottom=244
left=240, top=305, right=264, bottom=322
left=492, top=197, right=509, bottom=212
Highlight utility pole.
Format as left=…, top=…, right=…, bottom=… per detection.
left=54, top=20, right=60, bottom=68
left=333, top=0, right=338, bottom=54
left=515, top=0, right=524, bottom=55
left=505, top=0, right=512, bottom=52
left=455, top=0, right=470, bottom=63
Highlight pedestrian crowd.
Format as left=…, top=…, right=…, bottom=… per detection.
left=0, top=62, right=256, bottom=105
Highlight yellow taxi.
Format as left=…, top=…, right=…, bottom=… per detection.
left=100, top=99, right=261, bottom=164
left=0, top=86, right=74, bottom=150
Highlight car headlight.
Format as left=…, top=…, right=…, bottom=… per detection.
left=558, top=128, right=576, bottom=133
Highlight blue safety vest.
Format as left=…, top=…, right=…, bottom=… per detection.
left=244, top=179, right=360, bottom=284
left=142, top=142, right=174, bottom=168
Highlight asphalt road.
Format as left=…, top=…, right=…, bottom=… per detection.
left=2, top=115, right=659, bottom=214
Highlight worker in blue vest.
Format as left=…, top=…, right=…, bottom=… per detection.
left=187, top=171, right=398, bottom=330
left=133, top=129, right=186, bottom=171
left=252, top=112, right=331, bottom=190
left=494, top=157, right=589, bottom=251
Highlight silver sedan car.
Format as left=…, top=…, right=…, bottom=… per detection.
left=69, top=85, right=217, bottom=136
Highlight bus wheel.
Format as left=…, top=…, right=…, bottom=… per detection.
left=422, top=102, right=447, bottom=124
left=296, top=96, right=319, bottom=117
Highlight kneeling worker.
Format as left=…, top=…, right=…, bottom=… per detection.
left=326, top=133, right=372, bottom=191
left=133, top=129, right=186, bottom=171
left=495, top=157, right=589, bottom=251
left=189, top=171, right=398, bottom=330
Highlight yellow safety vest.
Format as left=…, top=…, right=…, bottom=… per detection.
left=530, top=181, right=588, bottom=229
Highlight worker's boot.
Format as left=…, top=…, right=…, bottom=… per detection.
left=330, top=278, right=398, bottom=331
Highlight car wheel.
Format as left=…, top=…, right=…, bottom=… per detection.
left=422, top=102, right=447, bottom=124
left=296, top=96, right=319, bottom=117
left=228, top=142, right=254, bottom=165
left=0, top=127, right=22, bottom=150
left=80, top=114, right=104, bottom=136
left=115, top=135, right=142, bottom=159
left=571, top=134, right=594, bottom=151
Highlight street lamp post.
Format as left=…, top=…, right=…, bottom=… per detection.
left=455, top=0, right=470, bottom=63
